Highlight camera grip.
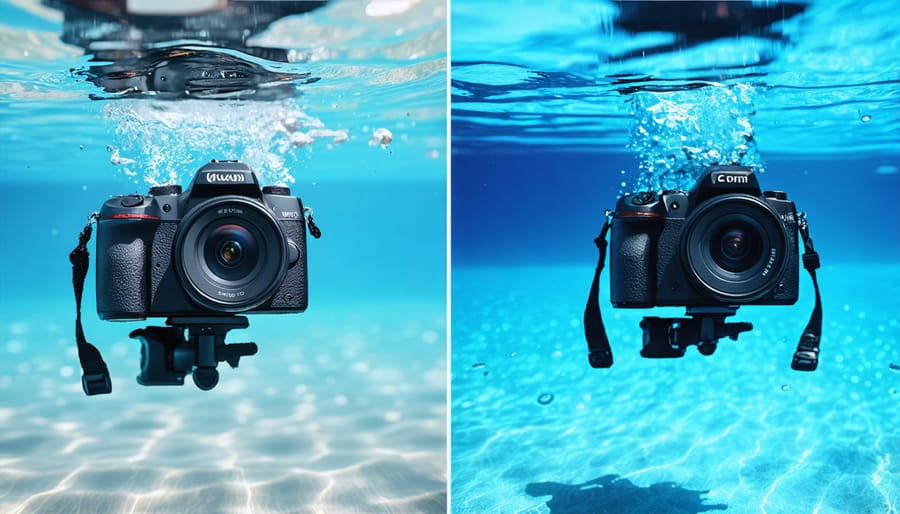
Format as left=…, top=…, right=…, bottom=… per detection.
left=609, top=228, right=656, bottom=307
left=96, top=221, right=152, bottom=320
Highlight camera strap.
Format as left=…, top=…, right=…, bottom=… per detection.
left=584, top=211, right=614, bottom=368
left=791, top=212, right=822, bottom=371
left=69, top=213, right=112, bottom=395
left=304, top=206, right=322, bottom=239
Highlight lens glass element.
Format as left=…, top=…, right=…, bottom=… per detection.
left=205, top=224, right=257, bottom=280
left=710, top=224, right=763, bottom=272
left=683, top=195, right=789, bottom=302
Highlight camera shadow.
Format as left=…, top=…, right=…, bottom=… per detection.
left=525, top=474, right=728, bottom=514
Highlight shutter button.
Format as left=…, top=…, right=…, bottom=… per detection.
left=631, top=192, right=656, bottom=205
left=120, top=194, right=144, bottom=207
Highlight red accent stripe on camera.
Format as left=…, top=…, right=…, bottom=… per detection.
left=618, top=211, right=662, bottom=218
left=103, top=214, right=160, bottom=220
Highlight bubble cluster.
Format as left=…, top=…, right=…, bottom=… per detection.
left=627, top=83, right=764, bottom=191
left=103, top=99, right=349, bottom=187
left=369, top=127, right=393, bottom=148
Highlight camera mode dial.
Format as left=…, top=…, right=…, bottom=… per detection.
left=149, top=185, right=182, bottom=196
left=262, top=186, right=291, bottom=195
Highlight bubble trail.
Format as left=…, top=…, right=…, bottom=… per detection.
left=627, top=83, right=764, bottom=192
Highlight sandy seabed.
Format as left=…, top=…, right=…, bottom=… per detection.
left=0, top=302, right=447, bottom=514
left=451, top=264, right=899, bottom=514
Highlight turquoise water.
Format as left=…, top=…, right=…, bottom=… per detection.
left=0, top=1, right=447, bottom=512
left=451, top=1, right=898, bottom=513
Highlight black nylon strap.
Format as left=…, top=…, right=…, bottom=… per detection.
left=791, top=212, right=822, bottom=371
left=69, top=213, right=112, bottom=395
left=584, top=213, right=613, bottom=368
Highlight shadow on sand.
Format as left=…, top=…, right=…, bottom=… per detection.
left=525, top=474, right=728, bottom=514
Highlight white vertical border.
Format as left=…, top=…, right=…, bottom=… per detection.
left=444, top=0, right=452, bottom=511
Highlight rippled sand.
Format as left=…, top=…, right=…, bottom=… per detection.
left=0, top=302, right=446, bottom=514
left=451, top=264, right=899, bottom=513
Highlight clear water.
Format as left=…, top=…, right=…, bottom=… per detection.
left=451, top=1, right=899, bottom=513
left=0, top=1, right=446, bottom=512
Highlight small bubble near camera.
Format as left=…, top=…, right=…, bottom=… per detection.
left=69, top=160, right=322, bottom=395
left=583, top=165, right=823, bottom=371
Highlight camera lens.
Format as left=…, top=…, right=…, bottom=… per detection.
left=712, top=225, right=762, bottom=272
left=175, top=196, right=287, bottom=311
left=682, top=195, right=789, bottom=302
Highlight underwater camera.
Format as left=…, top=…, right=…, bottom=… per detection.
left=584, top=165, right=823, bottom=371
left=69, top=160, right=321, bottom=395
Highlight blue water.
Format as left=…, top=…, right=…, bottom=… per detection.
left=0, top=1, right=447, bottom=513
left=451, top=1, right=899, bottom=513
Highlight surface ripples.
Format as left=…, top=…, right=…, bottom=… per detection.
left=451, top=0, right=900, bottom=160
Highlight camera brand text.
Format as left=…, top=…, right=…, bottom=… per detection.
left=205, top=172, right=245, bottom=183
left=217, top=208, right=244, bottom=215
left=713, top=173, right=750, bottom=184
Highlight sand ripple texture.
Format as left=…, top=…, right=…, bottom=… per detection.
left=0, top=304, right=446, bottom=514
left=451, top=264, right=899, bottom=514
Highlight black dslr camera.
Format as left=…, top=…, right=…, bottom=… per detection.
left=96, top=159, right=309, bottom=319
left=584, top=165, right=822, bottom=370
left=70, top=160, right=320, bottom=395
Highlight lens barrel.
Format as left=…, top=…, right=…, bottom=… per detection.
left=682, top=195, right=789, bottom=302
left=174, top=196, right=287, bottom=311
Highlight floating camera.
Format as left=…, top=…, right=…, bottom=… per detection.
left=70, top=160, right=320, bottom=394
left=584, top=165, right=822, bottom=370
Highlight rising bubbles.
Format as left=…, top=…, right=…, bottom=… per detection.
left=627, top=83, right=764, bottom=192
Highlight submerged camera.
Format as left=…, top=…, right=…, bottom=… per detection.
left=96, top=159, right=308, bottom=319
left=70, top=159, right=320, bottom=395
left=584, top=165, right=822, bottom=370
left=610, top=165, right=798, bottom=308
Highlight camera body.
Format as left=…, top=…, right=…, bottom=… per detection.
left=96, top=160, right=308, bottom=320
left=610, top=165, right=799, bottom=308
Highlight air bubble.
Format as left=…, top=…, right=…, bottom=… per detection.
left=781, top=384, right=790, bottom=391
left=860, top=114, right=872, bottom=122
left=537, top=393, right=554, bottom=405
left=370, top=127, right=393, bottom=147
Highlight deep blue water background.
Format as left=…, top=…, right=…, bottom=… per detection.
left=450, top=149, right=900, bottom=514
left=452, top=152, right=900, bottom=266
left=449, top=0, right=900, bottom=509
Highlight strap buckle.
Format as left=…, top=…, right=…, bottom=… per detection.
left=791, top=350, right=819, bottom=371
left=82, top=372, right=112, bottom=395
left=588, top=350, right=613, bottom=368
